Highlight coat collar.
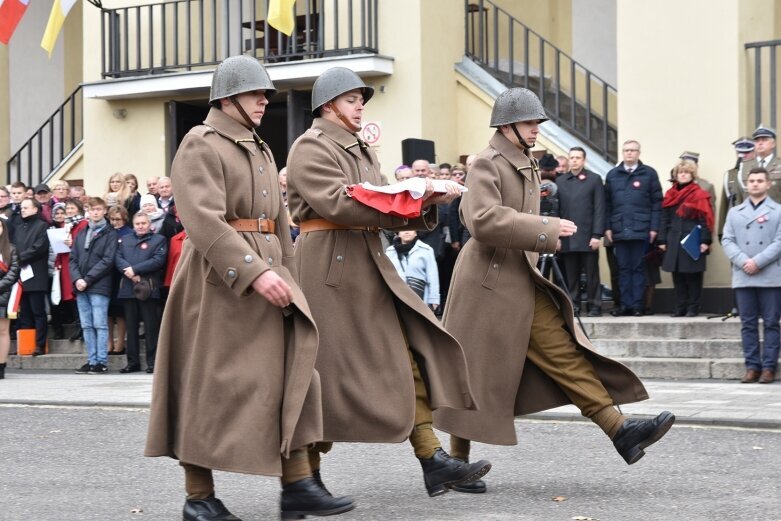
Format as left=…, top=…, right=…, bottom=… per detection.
left=489, top=131, right=535, bottom=180
left=203, top=108, right=262, bottom=156
left=313, top=118, right=369, bottom=159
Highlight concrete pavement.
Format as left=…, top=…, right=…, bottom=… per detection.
left=1, top=371, right=780, bottom=429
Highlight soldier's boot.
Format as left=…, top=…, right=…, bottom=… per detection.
left=450, top=457, right=487, bottom=494
left=311, top=470, right=332, bottom=496
left=612, top=411, right=675, bottom=464
left=183, top=495, right=241, bottom=521
left=417, top=448, right=491, bottom=497
left=280, top=477, right=354, bottom=520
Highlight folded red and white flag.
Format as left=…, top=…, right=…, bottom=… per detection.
left=346, top=178, right=467, bottom=218
left=0, top=0, right=30, bottom=45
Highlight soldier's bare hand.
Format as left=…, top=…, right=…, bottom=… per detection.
left=558, top=219, right=577, bottom=237
left=252, top=270, right=293, bottom=307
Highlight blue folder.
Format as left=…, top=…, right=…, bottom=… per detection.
left=680, top=225, right=702, bottom=261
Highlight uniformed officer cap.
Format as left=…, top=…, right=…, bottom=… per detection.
left=679, top=151, right=700, bottom=163
left=490, top=88, right=548, bottom=127
left=311, top=67, right=374, bottom=115
left=752, top=125, right=776, bottom=140
left=732, top=137, right=755, bottom=153
left=209, top=55, right=277, bottom=105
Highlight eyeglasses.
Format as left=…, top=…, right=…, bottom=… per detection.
left=109, top=217, right=124, bottom=222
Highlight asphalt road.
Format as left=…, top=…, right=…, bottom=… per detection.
left=2, top=405, right=780, bottom=521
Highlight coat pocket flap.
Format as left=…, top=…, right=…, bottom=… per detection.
left=325, top=232, right=349, bottom=287
left=481, top=248, right=507, bottom=290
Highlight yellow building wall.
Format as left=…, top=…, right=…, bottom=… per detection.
left=0, top=45, right=9, bottom=182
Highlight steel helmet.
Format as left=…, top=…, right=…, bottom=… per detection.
left=490, top=88, right=548, bottom=127
left=311, top=67, right=374, bottom=115
left=209, top=55, right=276, bottom=105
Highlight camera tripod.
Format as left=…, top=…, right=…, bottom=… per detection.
left=538, top=253, right=588, bottom=337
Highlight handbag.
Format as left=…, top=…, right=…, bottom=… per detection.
left=133, top=276, right=154, bottom=301
left=51, top=267, right=61, bottom=306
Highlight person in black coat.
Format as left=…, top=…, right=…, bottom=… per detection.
left=557, top=147, right=605, bottom=316
left=658, top=160, right=714, bottom=317
left=15, top=199, right=51, bottom=355
left=115, top=211, right=167, bottom=373
left=0, top=218, right=20, bottom=379
left=70, top=198, right=119, bottom=374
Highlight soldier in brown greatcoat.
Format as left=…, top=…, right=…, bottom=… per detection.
left=144, top=56, right=353, bottom=521
left=434, top=88, right=675, bottom=493
left=742, top=125, right=781, bottom=203
left=286, top=67, right=491, bottom=499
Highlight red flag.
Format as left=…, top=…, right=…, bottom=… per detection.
left=0, top=0, right=30, bottom=45
left=346, top=185, right=424, bottom=219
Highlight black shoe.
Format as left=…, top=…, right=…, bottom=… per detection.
left=587, top=309, right=603, bottom=317
left=280, top=477, right=354, bottom=520
left=183, top=495, right=241, bottom=521
left=89, top=363, right=108, bottom=374
left=145, top=366, right=154, bottom=374
left=613, top=411, right=675, bottom=465
left=418, top=448, right=491, bottom=497
left=670, top=310, right=686, bottom=317
left=0, top=362, right=6, bottom=379
left=610, top=307, right=628, bottom=317
left=685, top=310, right=698, bottom=317
left=69, top=329, right=83, bottom=342
left=32, top=345, right=46, bottom=357
left=109, top=349, right=126, bottom=356
left=75, top=363, right=92, bottom=374
left=119, top=365, right=141, bottom=374
left=631, top=309, right=643, bottom=317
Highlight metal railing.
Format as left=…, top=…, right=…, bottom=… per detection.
left=6, top=86, right=83, bottom=187
left=101, top=0, right=379, bottom=78
left=465, top=0, right=618, bottom=162
left=746, top=39, right=781, bottom=130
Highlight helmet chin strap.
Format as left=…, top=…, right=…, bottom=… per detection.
left=327, top=101, right=361, bottom=133
left=510, top=123, right=531, bottom=149
left=229, top=96, right=258, bottom=130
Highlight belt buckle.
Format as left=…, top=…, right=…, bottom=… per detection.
left=257, top=218, right=265, bottom=233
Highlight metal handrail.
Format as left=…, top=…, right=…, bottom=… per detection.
left=745, top=39, right=780, bottom=130
left=465, top=0, right=618, bottom=162
left=6, top=86, right=83, bottom=187
left=101, top=0, right=379, bottom=78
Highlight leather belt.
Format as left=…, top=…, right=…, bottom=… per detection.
left=227, top=218, right=276, bottom=233
left=299, top=218, right=379, bottom=233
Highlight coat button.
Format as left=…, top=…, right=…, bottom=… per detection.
left=542, top=218, right=549, bottom=224
left=260, top=213, right=267, bottom=219
left=493, top=263, right=499, bottom=269
left=268, top=257, right=273, bottom=265
left=244, top=255, right=253, bottom=263
left=527, top=209, right=533, bottom=214
left=336, top=255, right=344, bottom=261
left=262, top=190, right=268, bottom=197
left=227, top=269, right=236, bottom=278
left=538, top=234, right=547, bottom=242
left=265, top=235, right=271, bottom=242
left=258, top=166, right=264, bottom=173
left=529, top=189, right=533, bottom=194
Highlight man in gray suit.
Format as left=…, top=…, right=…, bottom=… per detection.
left=722, top=167, right=781, bottom=384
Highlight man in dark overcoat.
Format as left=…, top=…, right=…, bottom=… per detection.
left=435, top=88, right=675, bottom=493
left=144, top=56, right=353, bottom=521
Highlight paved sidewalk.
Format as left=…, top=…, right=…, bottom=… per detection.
left=2, top=371, right=780, bottom=429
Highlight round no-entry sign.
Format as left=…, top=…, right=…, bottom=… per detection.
left=362, top=122, right=381, bottom=145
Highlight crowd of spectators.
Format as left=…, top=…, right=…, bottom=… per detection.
left=0, top=173, right=184, bottom=378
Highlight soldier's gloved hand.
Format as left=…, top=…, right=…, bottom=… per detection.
left=252, top=270, right=293, bottom=307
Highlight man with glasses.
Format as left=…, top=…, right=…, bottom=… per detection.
left=604, top=140, right=663, bottom=317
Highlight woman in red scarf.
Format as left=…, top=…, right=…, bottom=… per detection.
left=658, top=160, right=714, bottom=316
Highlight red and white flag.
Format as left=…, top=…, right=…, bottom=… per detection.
left=0, top=0, right=30, bottom=45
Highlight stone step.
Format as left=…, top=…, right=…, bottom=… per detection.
left=580, top=317, right=742, bottom=340
left=591, top=339, right=742, bottom=359
left=7, top=354, right=136, bottom=371
left=615, top=357, right=779, bottom=381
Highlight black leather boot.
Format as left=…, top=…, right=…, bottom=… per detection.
left=280, top=477, right=354, bottom=520
left=417, top=448, right=491, bottom=497
left=613, top=411, right=675, bottom=464
left=449, top=458, right=487, bottom=494
left=0, top=362, right=6, bottom=380
left=311, top=470, right=331, bottom=496
left=183, top=495, right=241, bottom=521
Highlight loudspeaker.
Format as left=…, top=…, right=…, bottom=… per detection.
left=401, top=138, right=435, bottom=165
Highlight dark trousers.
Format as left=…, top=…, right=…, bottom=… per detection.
left=123, top=298, right=161, bottom=369
left=19, top=291, right=48, bottom=348
left=672, top=272, right=704, bottom=313
left=562, top=251, right=601, bottom=311
left=605, top=245, right=621, bottom=307
left=614, top=240, right=648, bottom=311
left=734, top=287, right=781, bottom=371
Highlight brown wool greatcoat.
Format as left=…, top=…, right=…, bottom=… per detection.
left=286, top=118, right=476, bottom=443
left=433, top=132, right=648, bottom=446
left=145, top=108, right=322, bottom=476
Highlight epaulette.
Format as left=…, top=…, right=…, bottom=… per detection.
left=307, top=128, right=324, bottom=138
left=188, top=124, right=214, bottom=137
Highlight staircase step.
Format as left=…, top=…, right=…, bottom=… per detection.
left=7, top=354, right=143, bottom=371
left=591, top=339, right=742, bottom=359
left=617, top=357, right=754, bottom=380
left=581, top=318, right=741, bottom=340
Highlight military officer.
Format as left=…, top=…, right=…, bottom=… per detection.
left=144, top=56, right=354, bottom=521
left=743, top=126, right=781, bottom=203
left=286, top=67, right=491, bottom=500
left=719, top=137, right=755, bottom=236
left=434, top=88, right=675, bottom=493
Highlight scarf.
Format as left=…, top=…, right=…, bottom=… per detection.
left=65, top=214, right=85, bottom=226
left=662, top=181, right=714, bottom=232
left=393, top=236, right=417, bottom=263
left=148, top=209, right=165, bottom=233
left=84, top=219, right=107, bottom=250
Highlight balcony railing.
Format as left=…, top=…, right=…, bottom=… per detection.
left=6, top=86, right=83, bottom=187
left=101, top=0, right=379, bottom=78
left=465, top=0, right=618, bottom=163
left=746, top=39, right=781, bottom=130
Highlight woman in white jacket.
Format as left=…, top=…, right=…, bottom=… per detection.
left=386, top=230, right=441, bottom=313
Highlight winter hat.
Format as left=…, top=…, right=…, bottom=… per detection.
left=140, top=194, right=160, bottom=210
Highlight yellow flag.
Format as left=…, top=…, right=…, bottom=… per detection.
left=268, top=0, right=296, bottom=36
left=41, top=0, right=78, bottom=57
